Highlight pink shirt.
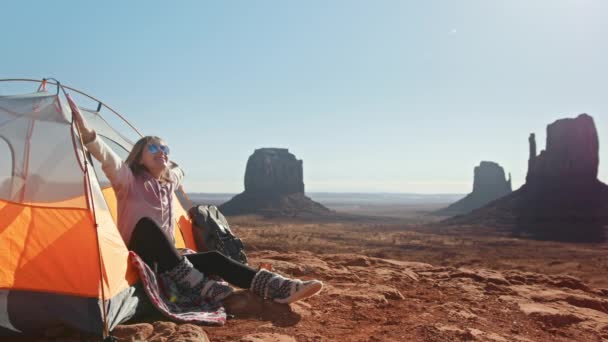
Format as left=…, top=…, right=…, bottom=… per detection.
left=85, top=135, right=184, bottom=245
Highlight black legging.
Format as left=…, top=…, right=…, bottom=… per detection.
left=128, top=217, right=257, bottom=289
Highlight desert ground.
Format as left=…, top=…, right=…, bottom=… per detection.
left=11, top=202, right=608, bottom=341
left=202, top=211, right=608, bottom=342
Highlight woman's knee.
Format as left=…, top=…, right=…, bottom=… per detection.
left=133, top=217, right=163, bottom=236
left=185, top=251, right=231, bottom=270
left=135, top=217, right=157, bottom=228
left=206, top=251, right=226, bottom=262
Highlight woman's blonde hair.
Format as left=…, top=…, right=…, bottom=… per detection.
left=125, top=136, right=173, bottom=183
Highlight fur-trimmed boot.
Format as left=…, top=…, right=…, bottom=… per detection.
left=161, top=257, right=234, bottom=303
left=250, top=269, right=323, bottom=304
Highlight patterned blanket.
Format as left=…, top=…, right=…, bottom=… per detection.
left=129, top=251, right=228, bottom=325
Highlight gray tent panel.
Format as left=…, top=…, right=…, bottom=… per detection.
left=0, top=284, right=143, bottom=336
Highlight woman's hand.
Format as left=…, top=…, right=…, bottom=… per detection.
left=67, top=94, right=96, bottom=144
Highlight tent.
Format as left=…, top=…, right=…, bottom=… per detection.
left=0, top=78, right=198, bottom=338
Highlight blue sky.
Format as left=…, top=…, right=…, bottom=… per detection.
left=2, top=0, right=606, bottom=193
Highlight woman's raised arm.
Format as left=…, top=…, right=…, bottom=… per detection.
left=69, top=96, right=133, bottom=195
left=71, top=102, right=96, bottom=144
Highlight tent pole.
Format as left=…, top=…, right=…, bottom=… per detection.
left=66, top=91, right=111, bottom=339
left=0, top=78, right=143, bottom=137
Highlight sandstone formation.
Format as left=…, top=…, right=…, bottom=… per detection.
left=244, top=148, right=304, bottom=196
left=448, top=114, right=608, bottom=241
left=437, top=161, right=512, bottom=215
left=526, top=114, right=600, bottom=193
left=220, top=148, right=330, bottom=217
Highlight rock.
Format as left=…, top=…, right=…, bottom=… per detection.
left=518, top=303, right=585, bottom=328
left=526, top=133, right=537, bottom=183
left=152, top=321, right=176, bottom=333
left=222, top=290, right=267, bottom=316
left=244, top=148, right=304, bottom=196
left=112, top=322, right=209, bottom=342
left=175, top=324, right=210, bottom=342
left=437, top=161, right=512, bottom=215
left=518, top=114, right=608, bottom=230
left=112, top=323, right=154, bottom=342
left=222, top=290, right=302, bottom=325
left=467, top=328, right=509, bottom=342
left=449, top=268, right=510, bottom=286
left=446, top=114, right=608, bottom=242
left=527, top=114, right=600, bottom=193
left=379, top=286, right=405, bottom=300
left=342, top=256, right=372, bottom=267
left=472, top=162, right=512, bottom=195
left=220, top=148, right=330, bottom=217
left=240, top=333, right=297, bottom=342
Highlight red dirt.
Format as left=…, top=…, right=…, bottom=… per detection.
left=10, top=214, right=608, bottom=341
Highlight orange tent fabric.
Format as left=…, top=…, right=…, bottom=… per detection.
left=0, top=83, right=198, bottom=337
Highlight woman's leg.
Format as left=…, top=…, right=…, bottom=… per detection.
left=129, top=218, right=254, bottom=287
left=187, top=251, right=323, bottom=304
left=187, top=250, right=323, bottom=304
left=128, top=217, right=182, bottom=272
left=185, top=251, right=256, bottom=289
left=128, top=218, right=322, bottom=303
left=129, top=218, right=233, bottom=302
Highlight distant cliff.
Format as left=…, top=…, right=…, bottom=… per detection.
left=526, top=114, right=599, bottom=193
left=220, top=148, right=330, bottom=217
left=437, top=161, right=511, bottom=216
left=446, top=114, right=608, bottom=242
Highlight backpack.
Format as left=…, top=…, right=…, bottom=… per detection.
left=188, top=205, right=248, bottom=264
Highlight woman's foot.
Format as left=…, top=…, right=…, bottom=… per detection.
left=251, top=269, right=323, bottom=304
left=161, top=256, right=233, bottom=303
left=200, top=279, right=234, bottom=303
left=271, top=278, right=323, bottom=304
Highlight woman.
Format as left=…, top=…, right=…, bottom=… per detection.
left=72, top=107, right=322, bottom=305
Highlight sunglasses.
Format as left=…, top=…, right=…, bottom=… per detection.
left=147, top=143, right=170, bottom=155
